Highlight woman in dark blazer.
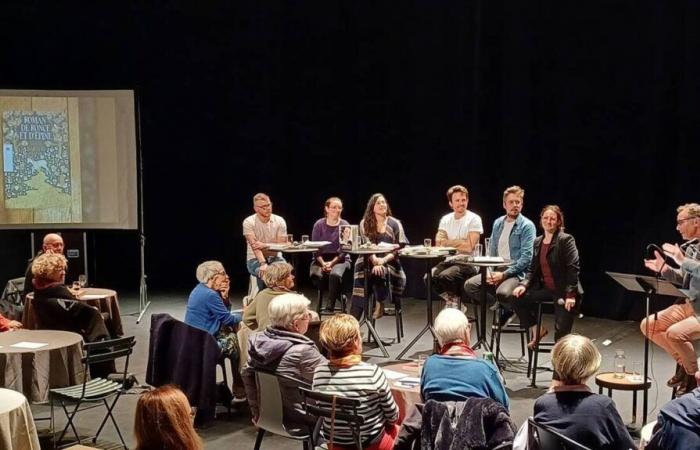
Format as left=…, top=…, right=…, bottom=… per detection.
left=512, top=205, right=581, bottom=348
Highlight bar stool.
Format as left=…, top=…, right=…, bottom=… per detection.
left=315, top=271, right=350, bottom=317
left=369, top=272, right=404, bottom=343
left=489, top=303, right=528, bottom=366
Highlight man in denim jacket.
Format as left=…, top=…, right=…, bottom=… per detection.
left=464, top=186, right=535, bottom=317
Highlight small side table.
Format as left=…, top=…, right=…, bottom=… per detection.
left=595, top=372, right=651, bottom=426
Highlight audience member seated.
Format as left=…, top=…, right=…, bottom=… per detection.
left=310, top=196, right=351, bottom=311
left=243, top=261, right=296, bottom=331
left=646, top=371, right=700, bottom=450
left=421, top=308, right=509, bottom=408
left=242, top=293, right=326, bottom=432
left=22, top=232, right=64, bottom=298
left=134, top=384, right=203, bottom=450
left=350, top=193, right=409, bottom=320
left=243, top=192, right=288, bottom=291
left=31, top=253, right=110, bottom=343
left=313, top=314, right=399, bottom=450
left=0, top=313, right=21, bottom=332
left=522, top=334, right=635, bottom=450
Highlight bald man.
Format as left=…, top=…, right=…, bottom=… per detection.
left=22, top=233, right=64, bottom=297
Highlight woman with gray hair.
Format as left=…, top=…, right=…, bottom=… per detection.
left=242, top=293, right=326, bottom=432
left=530, top=334, right=635, bottom=449
left=420, top=308, right=509, bottom=407
left=184, top=260, right=240, bottom=355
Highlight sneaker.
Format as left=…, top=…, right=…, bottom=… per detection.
left=232, top=396, right=248, bottom=404
left=667, top=365, right=685, bottom=387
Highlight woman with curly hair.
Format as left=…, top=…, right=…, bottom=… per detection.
left=350, top=193, right=409, bottom=320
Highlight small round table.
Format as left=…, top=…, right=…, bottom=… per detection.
left=396, top=251, right=450, bottom=360
left=383, top=362, right=422, bottom=424
left=0, top=388, right=41, bottom=450
left=595, top=372, right=652, bottom=425
left=23, top=287, right=123, bottom=337
left=0, top=329, right=85, bottom=403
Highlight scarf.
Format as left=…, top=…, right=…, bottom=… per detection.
left=440, top=341, right=476, bottom=357
left=329, top=354, right=362, bottom=368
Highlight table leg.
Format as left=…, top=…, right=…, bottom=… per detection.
left=599, top=386, right=603, bottom=395
left=632, top=391, right=637, bottom=424
left=359, top=257, right=389, bottom=358
left=397, top=260, right=438, bottom=360
left=608, top=388, right=612, bottom=397
left=473, top=266, right=490, bottom=350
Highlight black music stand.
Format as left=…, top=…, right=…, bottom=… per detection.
left=607, top=271, right=687, bottom=424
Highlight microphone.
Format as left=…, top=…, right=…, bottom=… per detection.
left=681, top=238, right=699, bottom=251
left=645, top=243, right=668, bottom=274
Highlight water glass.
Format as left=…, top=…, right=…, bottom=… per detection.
left=424, top=238, right=432, bottom=248
left=78, top=274, right=87, bottom=288
left=301, top=234, right=309, bottom=244
left=72, top=281, right=81, bottom=290
left=631, top=362, right=643, bottom=382
left=286, top=234, right=294, bottom=244
left=484, top=238, right=491, bottom=256
left=474, top=243, right=483, bottom=257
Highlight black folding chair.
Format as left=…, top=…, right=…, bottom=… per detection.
left=0, top=276, right=24, bottom=319
left=50, top=336, right=136, bottom=449
left=527, top=417, right=591, bottom=450
left=299, top=387, right=365, bottom=450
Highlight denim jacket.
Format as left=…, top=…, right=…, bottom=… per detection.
left=488, top=214, right=536, bottom=280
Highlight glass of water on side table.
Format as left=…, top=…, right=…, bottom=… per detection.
left=78, top=274, right=87, bottom=288
left=424, top=238, right=432, bottom=249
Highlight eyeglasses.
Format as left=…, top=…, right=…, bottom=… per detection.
left=677, top=217, right=697, bottom=225
left=255, top=203, right=272, bottom=209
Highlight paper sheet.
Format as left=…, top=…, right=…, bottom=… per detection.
left=382, top=369, right=409, bottom=380
left=10, top=342, right=48, bottom=349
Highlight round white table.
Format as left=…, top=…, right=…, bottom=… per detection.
left=0, top=388, right=41, bottom=450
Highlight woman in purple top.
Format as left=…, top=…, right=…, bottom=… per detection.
left=310, top=197, right=352, bottom=311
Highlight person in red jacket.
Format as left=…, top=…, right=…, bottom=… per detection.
left=0, top=314, right=22, bottom=332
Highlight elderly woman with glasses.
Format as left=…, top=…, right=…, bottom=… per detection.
left=242, top=293, right=326, bottom=432
left=243, top=261, right=296, bottom=331
left=185, top=260, right=241, bottom=356
left=527, top=334, right=635, bottom=450
left=421, top=308, right=509, bottom=408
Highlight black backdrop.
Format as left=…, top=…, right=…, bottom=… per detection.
left=1, top=1, right=698, bottom=321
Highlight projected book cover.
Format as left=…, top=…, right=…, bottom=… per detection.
left=2, top=111, right=78, bottom=213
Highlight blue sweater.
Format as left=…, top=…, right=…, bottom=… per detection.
left=185, top=283, right=240, bottom=336
left=420, top=355, right=509, bottom=409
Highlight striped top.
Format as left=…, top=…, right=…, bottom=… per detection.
left=312, top=361, right=399, bottom=446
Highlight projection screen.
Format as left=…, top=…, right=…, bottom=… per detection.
left=0, top=89, right=138, bottom=229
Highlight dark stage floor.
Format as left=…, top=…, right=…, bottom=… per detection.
left=31, top=289, right=673, bottom=449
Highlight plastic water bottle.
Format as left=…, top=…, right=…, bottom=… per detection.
left=614, top=350, right=626, bottom=379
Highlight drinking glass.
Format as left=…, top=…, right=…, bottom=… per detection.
left=301, top=234, right=309, bottom=244
left=286, top=234, right=294, bottom=245
left=424, top=238, right=432, bottom=248
left=631, top=362, right=643, bottom=382
left=474, top=243, right=483, bottom=257
left=484, top=238, right=491, bottom=256
left=78, top=274, right=87, bottom=288
left=72, top=281, right=81, bottom=290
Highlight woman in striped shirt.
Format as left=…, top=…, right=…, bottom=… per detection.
left=313, top=314, right=399, bottom=449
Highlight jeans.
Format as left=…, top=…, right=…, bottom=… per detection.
left=432, top=261, right=478, bottom=300
left=463, top=272, right=520, bottom=307
left=246, top=256, right=285, bottom=290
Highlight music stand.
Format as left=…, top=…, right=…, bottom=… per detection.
left=607, top=271, right=688, bottom=424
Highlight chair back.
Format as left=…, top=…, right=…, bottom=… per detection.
left=0, top=277, right=25, bottom=319
left=299, top=387, right=364, bottom=449
left=78, top=336, right=135, bottom=397
left=527, top=417, right=591, bottom=450
left=254, top=369, right=310, bottom=438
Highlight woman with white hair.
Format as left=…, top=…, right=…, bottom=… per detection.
left=420, top=308, right=509, bottom=408
left=531, top=334, right=635, bottom=449
left=185, top=260, right=241, bottom=355
left=242, top=293, right=326, bottom=432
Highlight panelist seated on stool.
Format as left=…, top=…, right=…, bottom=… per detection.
left=350, top=193, right=409, bottom=321
left=640, top=202, right=700, bottom=396
left=511, top=204, right=581, bottom=352
left=309, top=196, right=352, bottom=312
left=463, top=185, right=535, bottom=323
left=518, top=334, right=635, bottom=450
left=243, top=192, right=288, bottom=291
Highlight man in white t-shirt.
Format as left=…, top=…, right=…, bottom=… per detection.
left=432, top=185, right=483, bottom=308
left=243, top=193, right=288, bottom=290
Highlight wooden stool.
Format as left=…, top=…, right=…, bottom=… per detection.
left=595, top=372, right=651, bottom=425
